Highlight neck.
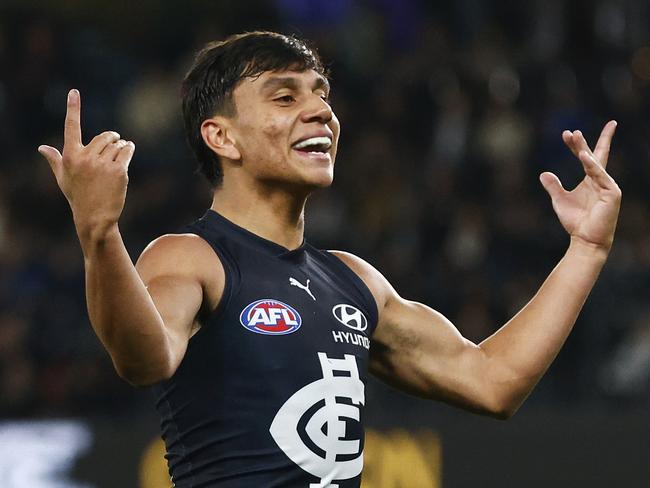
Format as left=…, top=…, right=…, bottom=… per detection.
left=210, top=179, right=308, bottom=250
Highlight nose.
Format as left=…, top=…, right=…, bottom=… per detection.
left=300, top=95, right=334, bottom=125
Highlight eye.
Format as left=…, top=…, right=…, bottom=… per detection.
left=274, top=95, right=295, bottom=104
left=317, top=91, right=331, bottom=103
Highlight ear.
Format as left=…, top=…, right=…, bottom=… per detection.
left=200, top=117, right=241, bottom=161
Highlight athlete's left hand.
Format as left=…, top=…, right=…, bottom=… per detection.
left=540, top=121, right=621, bottom=255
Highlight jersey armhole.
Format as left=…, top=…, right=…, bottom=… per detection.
left=183, top=231, right=239, bottom=342
left=322, top=250, right=379, bottom=332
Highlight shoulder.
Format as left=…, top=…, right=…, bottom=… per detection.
left=136, top=233, right=224, bottom=288
left=327, top=250, right=395, bottom=312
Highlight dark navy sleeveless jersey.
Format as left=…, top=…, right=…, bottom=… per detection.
left=152, top=210, right=378, bottom=488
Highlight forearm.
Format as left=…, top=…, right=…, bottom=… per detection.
left=80, top=224, right=171, bottom=383
left=479, top=237, right=608, bottom=412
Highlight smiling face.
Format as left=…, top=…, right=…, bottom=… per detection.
left=219, top=69, right=340, bottom=192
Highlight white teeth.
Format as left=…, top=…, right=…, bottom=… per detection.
left=293, top=136, right=332, bottom=150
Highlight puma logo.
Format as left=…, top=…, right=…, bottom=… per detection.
left=289, top=277, right=316, bottom=301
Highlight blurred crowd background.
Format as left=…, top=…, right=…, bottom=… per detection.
left=0, top=0, right=649, bottom=420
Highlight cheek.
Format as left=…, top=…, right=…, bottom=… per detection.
left=257, top=117, right=294, bottom=167
left=260, top=115, right=288, bottom=143
left=330, top=114, right=341, bottom=144
left=237, top=118, right=292, bottom=171
left=241, top=113, right=286, bottom=147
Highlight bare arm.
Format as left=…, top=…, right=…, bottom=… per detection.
left=38, top=90, right=222, bottom=385
left=333, top=121, right=621, bottom=419
left=83, top=231, right=220, bottom=385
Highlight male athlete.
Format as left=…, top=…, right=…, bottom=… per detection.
left=38, top=32, right=620, bottom=487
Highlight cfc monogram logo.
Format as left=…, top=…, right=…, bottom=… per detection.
left=269, top=353, right=365, bottom=488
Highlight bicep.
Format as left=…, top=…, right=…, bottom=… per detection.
left=135, top=234, right=224, bottom=369
left=370, top=296, right=490, bottom=410
left=330, top=249, right=499, bottom=413
left=143, top=274, right=204, bottom=349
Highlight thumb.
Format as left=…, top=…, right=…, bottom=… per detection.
left=539, top=171, right=565, bottom=200
left=38, top=145, right=63, bottom=177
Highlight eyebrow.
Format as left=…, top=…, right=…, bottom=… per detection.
left=260, top=75, right=330, bottom=95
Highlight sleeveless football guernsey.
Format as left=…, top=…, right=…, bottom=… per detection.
left=152, top=210, right=378, bottom=488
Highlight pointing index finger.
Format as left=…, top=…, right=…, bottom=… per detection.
left=64, top=89, right=83, bottom=149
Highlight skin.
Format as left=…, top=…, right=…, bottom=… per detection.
left=39, top=69, right=621, bottom=419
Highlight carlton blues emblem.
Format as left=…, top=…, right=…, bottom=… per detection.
left=270, top=352, right=365, bottom=486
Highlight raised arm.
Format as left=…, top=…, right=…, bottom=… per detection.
left=334, top=121, right=621, bottom=419
left=38, top=90, right=222, bottom=386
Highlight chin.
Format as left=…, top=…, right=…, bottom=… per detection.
left=305, top=168, right=334, bottom=189
left=288, top=150, right=335, bottom=188
left=282, top=173, right=333, bottom=196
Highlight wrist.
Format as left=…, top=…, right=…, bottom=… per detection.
left=567, top=236, right=610, bottom=263
left=74, top=216, right=121, bottom=254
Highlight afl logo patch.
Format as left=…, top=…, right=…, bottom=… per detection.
left=240, top=299, right=302, bottom=335
left=332, top=304, right=368, bottom=332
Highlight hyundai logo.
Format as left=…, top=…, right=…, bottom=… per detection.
left=332, top=304, right=368, bottom=332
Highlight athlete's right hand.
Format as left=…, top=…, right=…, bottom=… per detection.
left=38, top=89, right=135, bottom=241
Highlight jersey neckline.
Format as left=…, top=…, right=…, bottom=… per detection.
left=204, top=209, right=308, bottom=258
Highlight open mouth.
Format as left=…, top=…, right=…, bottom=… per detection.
left=291, top=136, right=332, bottom=154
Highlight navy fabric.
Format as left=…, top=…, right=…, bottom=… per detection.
left=152, top=210, right=378, bottom=488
